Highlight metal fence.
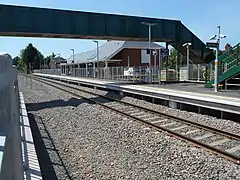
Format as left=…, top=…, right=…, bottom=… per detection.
left=35, top=64, right=206, bottom=83
left=0, top=55, right=23, bottom=179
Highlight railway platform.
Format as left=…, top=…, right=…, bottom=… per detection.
left=33, top=73, right=240, bottom=121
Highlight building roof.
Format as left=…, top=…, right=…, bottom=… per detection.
left=67, top=40, right=163, bottom=64
left=52, top=57, right=67, bottom=63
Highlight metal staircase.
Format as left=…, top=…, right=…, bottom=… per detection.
left=225, top=75, right=240, bottom=89
left=205, top=43, right=240, bottom=88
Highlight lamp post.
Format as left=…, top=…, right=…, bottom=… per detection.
left=153, top=50, right=157, bottom=82
left=141, top=22, right=158, bottom=84
left=209, top=26, right=226, bottom=92
left=182, top=42, right=192, bottom=81
left=70, top=49, right=74, bottom=63
left=93, top=40, right=99, bottom=78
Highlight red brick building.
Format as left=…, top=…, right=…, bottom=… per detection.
left=49, top=57, right=67, bottom=69
left=65, top=40, right=164, bottom=68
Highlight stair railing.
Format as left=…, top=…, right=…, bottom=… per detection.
left=205, top=43, right=240, bottom=84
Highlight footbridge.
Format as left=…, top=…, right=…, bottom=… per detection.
left=0, top=4, right=214, bottom=63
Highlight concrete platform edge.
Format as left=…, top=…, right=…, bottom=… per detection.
left=20, top=92, right=42, bottom=180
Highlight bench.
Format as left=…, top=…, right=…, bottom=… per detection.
left=211, top=84, right=223, bottom=89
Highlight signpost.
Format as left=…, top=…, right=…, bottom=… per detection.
left=160, top=49, right=169, bottom=82
left=206, top=42, right=218, bottom=48
left=160, top=49, right=169, bottom=56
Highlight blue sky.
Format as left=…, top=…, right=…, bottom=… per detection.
left=0, top=0, right=239, bottom=58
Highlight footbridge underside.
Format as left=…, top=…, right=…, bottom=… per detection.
left=0, top=4, right=214, bottom=63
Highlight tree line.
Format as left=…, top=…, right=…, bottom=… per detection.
left=13, top=43, right=62, bottom=74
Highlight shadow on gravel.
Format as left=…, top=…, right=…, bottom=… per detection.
left=26, top=93, right=123, bottom=112
left=26, top=97, right=90, bottom=111
left=28, top=113, right=73, bottom=180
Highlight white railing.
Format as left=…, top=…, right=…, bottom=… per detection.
left=35, top=64, right=206, bottom=83
left=0, top=55, right=24, bottom=179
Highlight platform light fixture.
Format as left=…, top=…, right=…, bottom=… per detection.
left=93, top=40, right=99, bottom=78
left=70, top=49, right=74, bottom=63
left=141, top=22, right=158, bottom=84
left=209, top=26, right=226, bottom=92
left=182, top=42, right=192, bottom=81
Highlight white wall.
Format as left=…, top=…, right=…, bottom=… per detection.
left=141, top=50, right=150, bottom=64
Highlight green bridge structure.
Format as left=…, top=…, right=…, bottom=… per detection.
left=0, top=4, right=215, bottom=64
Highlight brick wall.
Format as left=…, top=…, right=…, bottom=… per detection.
left=111, top=48, right=160, bottom=67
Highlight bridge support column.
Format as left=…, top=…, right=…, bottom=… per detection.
left=177, top=50, right=180, bottom=81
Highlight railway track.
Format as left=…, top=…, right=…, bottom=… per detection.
left=26, top=75, right=240, bottom=164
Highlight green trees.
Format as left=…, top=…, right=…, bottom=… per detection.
left=168, top=48, right=178, bottom=68
left=161, top=48, right=178, bottom=69
left=15, top=43, right=64, bottom=72
left=13, top=56, right=20, bottom=66
left=17, top=43, right=44, bottom=73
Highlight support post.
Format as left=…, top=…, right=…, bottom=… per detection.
left=177, top=50, right=180, bottom=81
left=198, top=64, right=200, bottom=81
left=158, top=48, right=161, bottom=84
left=105, top=61, right=108, bottom=79
left=93, top=63, right=96, bottom=78
left=214, top=26, right=220, bottom=92
left=237, top=45, right=239, bottom=65
left=187, top=45, right=190, bottom=81
left=85, top=63, right=88, bottom=77
left=148, top=25, right=152, bottom=84
left=166, top=43, right=169, bottom=81
left=154, top=51, right=157, bottom=82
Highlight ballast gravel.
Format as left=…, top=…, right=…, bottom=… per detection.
left=19, top=76, right=240, bottom=180
left=54, top=79, right=240, bottom=135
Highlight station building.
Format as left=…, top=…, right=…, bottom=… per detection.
left=60, top=40, right=164, bottom=74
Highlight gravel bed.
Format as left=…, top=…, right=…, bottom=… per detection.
left=215, top=140, right=240, bottom=152
left=164, top=122, right=186, bottom=129
left=200, top=135, right=225, bottom=145
left=235, top=151, right=240, bottom=157
left=189, top=131, right=211, bottom=139
left=40, top=77, right=240, bottom=135
left=171, top=125, right=192, bottom=133
left=114, top=96, right=240, bottom=134
left=20, top=76, right=240, bottom=179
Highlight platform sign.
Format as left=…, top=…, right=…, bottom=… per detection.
left=206, top=42, right=218, bottom=48
left=124, top=67, right=134, bottom=76
left=160, top=49, right=169, bottom=56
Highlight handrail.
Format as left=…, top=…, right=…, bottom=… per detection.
left=207, top=42, right=240, bottom=65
